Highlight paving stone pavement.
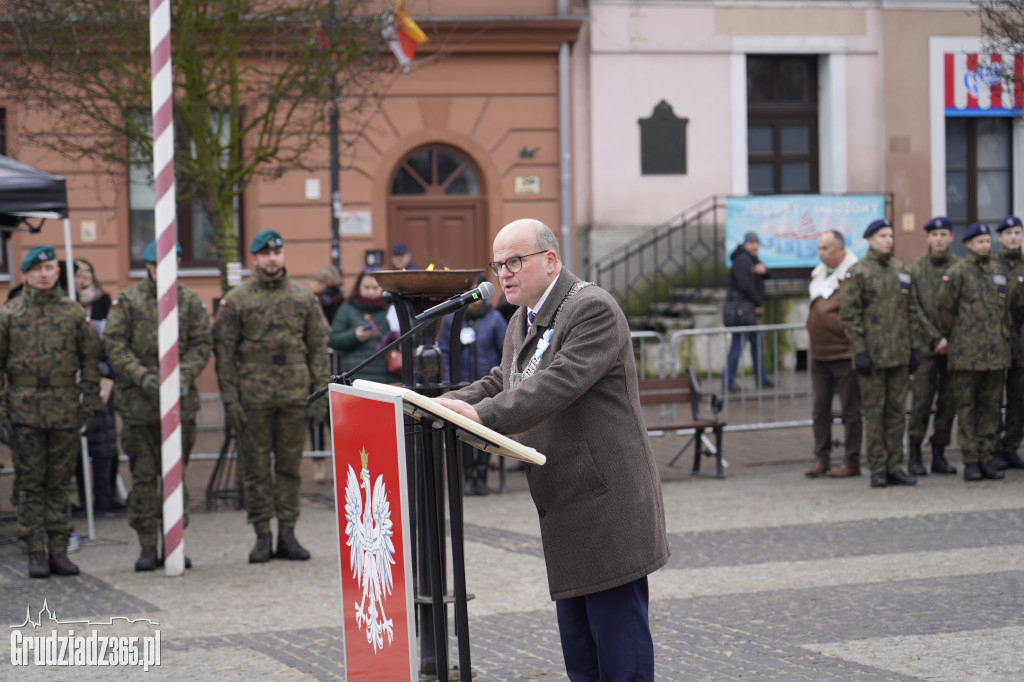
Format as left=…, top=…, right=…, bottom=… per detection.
left=1, top=427, right=1023, bottom=680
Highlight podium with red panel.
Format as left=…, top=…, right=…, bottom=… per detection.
left=328, top=380, right=545, bottom=682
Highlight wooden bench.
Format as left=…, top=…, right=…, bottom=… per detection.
left=639, top=366, right=726, bottom=478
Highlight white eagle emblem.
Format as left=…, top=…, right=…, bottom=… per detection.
left=344, top=448, right=396, bottom=653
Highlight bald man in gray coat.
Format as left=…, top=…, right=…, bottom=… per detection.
left=438, top=218, right=669, bottom=681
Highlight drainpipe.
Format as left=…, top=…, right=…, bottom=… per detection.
left=558, top=0, right=573, bottom=270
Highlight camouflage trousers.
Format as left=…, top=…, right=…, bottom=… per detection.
left=953, top=370, right=1003, bottom=464
left=121, top=420, right=196, bottom=546
left=907, top=355, right=955, bottom=447
left=237, top=405, right=306, bottom=532
left=857, top=365, right=909, bottom=474
left=997, top=366, right=1024, bottom=454
left=11, top=426, right=79, bottom=553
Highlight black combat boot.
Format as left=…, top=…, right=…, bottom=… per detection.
left=1005, top=449, right=1024, bottom=469
left=930, top=444, right=956, bottom=474
left=49, top=551, right=80, bottom=576
left=275, top=526, right=311, bottom=561
left=249, top=533, right=273, bottom=564
left=28, top=551, right=50, bottom=579
left=992, top=451, right=1009, bottom=470
left=978, top=460, right=1005, bottom=480
left=907, top=441, right=927, bottom=476
left=963, top=462, right=982, bottom=481
left=135, top=545, right=159, bottom=572
left=463, top=464, right=477, bottom=496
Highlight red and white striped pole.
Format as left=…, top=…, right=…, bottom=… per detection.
left=149, top=0, right=185, bottom=576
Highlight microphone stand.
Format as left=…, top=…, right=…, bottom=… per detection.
left=307, top=312, right=443, bottom=403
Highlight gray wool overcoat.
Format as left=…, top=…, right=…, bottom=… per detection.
left=447, top=270, right=670, bottom=600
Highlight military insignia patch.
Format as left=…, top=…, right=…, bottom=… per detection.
left=844, top=272, right=852, bottom=280
left=111, top=299, right=119, bottom=307
left=941, top=275, right=950, bottom=283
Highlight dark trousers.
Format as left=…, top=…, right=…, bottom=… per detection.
left=725, top=331, right=768, bottom=386
left=555, top=576, right=654, bottom=682
left=811, top=357, right=862, bottom=467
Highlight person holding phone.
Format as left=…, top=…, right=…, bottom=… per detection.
left=329, top=268, right=393, bottom=383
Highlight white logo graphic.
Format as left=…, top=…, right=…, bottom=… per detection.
left=10, top=600, right=160, bottom=670
left=344, top=447, right=396, bottom=653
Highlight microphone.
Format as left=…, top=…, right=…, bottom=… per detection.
left=414, top=281, right=495, bottom=324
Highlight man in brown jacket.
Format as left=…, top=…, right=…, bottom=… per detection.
left=805, top=230, right=862, bottom=478
left=437, top=218, right=669, bottom=682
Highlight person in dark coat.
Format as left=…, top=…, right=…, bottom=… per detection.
left=329, top=269, right=393, bottom=384
left=72, top=258, right=125, bottom=516
left=724, top=231, right=772, bottom=391
left=311, top=265, right=344, bottom=325
left=439, top=282, right=508, bottom=495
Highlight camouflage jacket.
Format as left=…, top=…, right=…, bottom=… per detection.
left=0, top=284, right=102, bottom=428
left=906, top=250, right=959, bottom=357
left=213, top=269, right=329, bottom=410
left=839, top=248, right=917, bottom=369
left=104, top=276, right=213, bottom=424
left=996, top=248, right=1024, bottom=366
left=936, top=250, right=1011, bottom=372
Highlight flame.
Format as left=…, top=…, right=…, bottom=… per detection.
left=426, top=264, right=435, bottom=271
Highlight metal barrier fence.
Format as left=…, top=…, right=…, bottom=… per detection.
left=633, top=323, right=813, bottom=432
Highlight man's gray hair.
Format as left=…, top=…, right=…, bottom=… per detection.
left=826, top=229, right=845, bottom=248
left=535, top=223, right=561, bottom=257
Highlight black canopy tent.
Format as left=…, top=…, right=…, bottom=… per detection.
left=0, top=153, right=73, bottom=282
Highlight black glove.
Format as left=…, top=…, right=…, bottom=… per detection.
left=307, top=399, right=328, bottom=427
left=854, top=352, right=873, bottom=377
left=908, top=349, right=922, bottom=374
left=224, top=402, right=248, bottom=433
left=80, top=409, right=99, bottom=436
left=141, top=372, right=161, bottom=400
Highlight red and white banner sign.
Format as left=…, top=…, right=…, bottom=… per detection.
left=944, top=52, right=1023, bottom=116
left=329, top=384, right=415, bottom=682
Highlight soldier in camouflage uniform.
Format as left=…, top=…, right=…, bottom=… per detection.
left=936, top=223, right=1009, bottom=482
left=213, top=230, right=330, bottom=563
left=0, top=246, right=101, bottom=578
left=993, top=215, right=1024, bottom=470
left=840, top=219, right=921, bottom=488
left=104, top=241, right=212, bottom=571
left=905, top=217, right=959, bottom=476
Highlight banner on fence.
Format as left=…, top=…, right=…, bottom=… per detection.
left=725, top=194, right=884, bottom=268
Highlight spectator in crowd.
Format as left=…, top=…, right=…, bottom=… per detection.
left=329, top=269, right=393, bottom=384
left=724, top=231, right=772, bottom=392
left=0, top=246, right=102, bottom=578
left=311, top=264, right=345, bottom=325
left=840, top=218, right=920, bottom=489
left=214, top=230, right=330, bottom=564
left=937, top=223, right=1010, bottom=482
left=389, top=243, right=420, bottom=270
left=104, top=241, right=212, bottom=571
left=993, top=215, right=1024, bottom=470
left=905, top=217, right=959, bottom=476
left=804, top=230, right=861, bottom=478
left=439, top=278, right=508, bottom=495
left=71, top=258, right=125, bottom=515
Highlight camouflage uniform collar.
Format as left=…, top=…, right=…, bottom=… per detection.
left=866, top=248, right=893, bottom=265
left=997, top=248, right=1022, bottom=266
left=965, top=250, right=990, bottom=266
left=254, top=267, right=288, bottom=289
left=928, top=249, right=952, bottom=266
left=140, top=275, right=158, bottom=296
left=23, top=283, right=63, bottom=302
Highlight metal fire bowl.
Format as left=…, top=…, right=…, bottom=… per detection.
left=372, top=269, right=485, bottom=297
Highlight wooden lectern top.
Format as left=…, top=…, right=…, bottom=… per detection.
left=350, top=380, right=546, bottom=466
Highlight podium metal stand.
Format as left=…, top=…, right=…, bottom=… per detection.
left=329, top=381, right=544, bottom=682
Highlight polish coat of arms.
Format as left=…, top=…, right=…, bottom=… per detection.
left=344, top=447, right=396, bottom=653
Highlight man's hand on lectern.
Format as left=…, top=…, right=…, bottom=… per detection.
left=434, top=397, right=482, bottom=425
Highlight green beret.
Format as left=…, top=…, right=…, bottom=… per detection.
left=141, top=240, right=183, bottom=264
left=20, top=245, right=57, bottom=272
left=249, top=230, right=284, bottom=254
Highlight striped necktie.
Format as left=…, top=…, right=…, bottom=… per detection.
left=527, top=310, right=536, bottom=332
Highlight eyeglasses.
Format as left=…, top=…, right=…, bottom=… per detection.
left=488, top=250, right=548, bottom=277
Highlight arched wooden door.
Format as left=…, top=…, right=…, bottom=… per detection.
left=387, top=145, right=488, bottom=270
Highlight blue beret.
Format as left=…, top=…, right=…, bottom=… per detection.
left=141, top=240, right=183, bottom=264
left=997, top=215, right=1023, bottom=232
left=20, top=245, right=57, bottom=272
left=391, top=242, right=410, bottom=255
left=962, top=222, right=991, bottom=242
left=863, top=219, right=893, bottom=239
left=249, top=230, right=284, bottom=254
left=924, top=216, right=953, bottom=232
